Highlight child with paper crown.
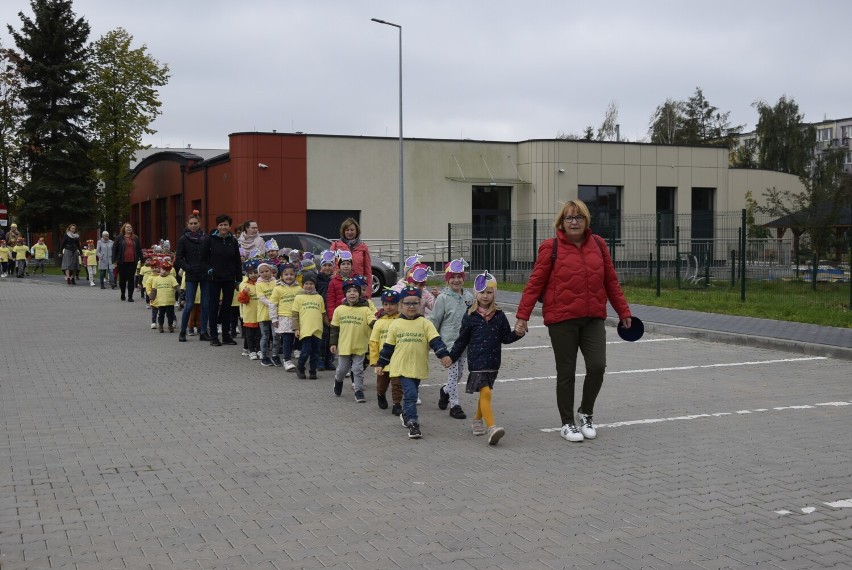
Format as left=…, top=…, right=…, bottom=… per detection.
left=330, top=277, right=376, bottom=402
left=430, top=258, right=475, bottom=420
left=370, top=288, right=402, bottom=413
left=238, top=259, right=262, bottom=360
left=150, top=260, right=180, bottom=333
left=291, top=272, right=328, bottom=379
left=448, top=271, right=525, bottom=446
left=268, top=262, right=303, bottom=370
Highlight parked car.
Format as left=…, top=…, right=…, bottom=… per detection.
left=261, top=232, right=397, bottom=296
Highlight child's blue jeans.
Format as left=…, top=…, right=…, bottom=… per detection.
left=277, top=332, right=295, bottom=360
left=258, top=321, right=272, bottom=358
left=297, top=336, right=320, bottom=371
left=400, top=377, right=421, bottom=423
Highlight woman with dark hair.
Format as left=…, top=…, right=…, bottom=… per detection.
left=58, top=224, right=82, bottom=285
left=515, top=199, right=633, bottom=444
left=237, top=219, right=266, bottom=258
left=175, top=210, right=210, bottom=342
left=112, top=222, right=143, bottom=301
left=330, top=217, right=372, bottom=291
left=201, top=214, right=243, bottom=346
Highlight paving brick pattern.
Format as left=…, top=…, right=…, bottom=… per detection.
left=1, top=278, right=851, bottom=569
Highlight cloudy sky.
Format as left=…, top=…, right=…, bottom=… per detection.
left=3, top=0, right=850, bottom=150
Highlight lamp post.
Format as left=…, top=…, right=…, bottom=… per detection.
left=371, top=17, right=405, bottom=274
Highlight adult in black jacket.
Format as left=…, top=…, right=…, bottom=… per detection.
left=111, top=222, right=144, bottom=301
left=201, top=214, right=242, bottom=346
left=58, top=224, right=83, bottom=285
left=175, top=211, right=209, bottom=342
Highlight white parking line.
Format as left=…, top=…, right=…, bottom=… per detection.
left=539, top=400, right=850, bottom=432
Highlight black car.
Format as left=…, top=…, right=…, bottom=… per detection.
left=261, top=232, right=397, bottom=296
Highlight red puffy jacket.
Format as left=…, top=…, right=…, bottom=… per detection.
left=516, top=229, right=631, bottom=325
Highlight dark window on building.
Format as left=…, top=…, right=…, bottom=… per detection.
left=691, top=187, right=715, bottom=261
left=156, top=198, right=168, bottom=242
left=472, top=185, right=512, bottom=270
left=578, top=185, right=621, bottom=241
left=656, top=187, right=676, bottom=242
left=307, top=210, right=361, bottom=240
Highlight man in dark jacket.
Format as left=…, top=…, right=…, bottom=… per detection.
left=201, top=214, right=242, bottom=346
left=175, top=212, right=209, bottom=342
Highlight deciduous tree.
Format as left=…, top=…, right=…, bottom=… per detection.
left=87, top=27, right=169, bottom=233
left=753, top=95, right=815, bottom=177
left=0, top=43, right=25, bottom=219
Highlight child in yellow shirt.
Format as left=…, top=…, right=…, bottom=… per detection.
left=13, top=238, right=29, bottom=278
left=83, top=240, right=98, bottom=286
left=369, top=289, right=401, bottom=412
left=291, top=272, right=328, bottom=379
left=31, top=237, right=49, bottom=275
left=330, top=278, right=376, bottom=401
left=238, top=261, right=261, bottom=359
left=0, top=240, right=10, bottom=277
left=268, top=263, right=303, bottom=370
left=150, top=261, right=180, bottom=333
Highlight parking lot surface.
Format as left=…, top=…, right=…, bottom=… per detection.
left=1, top=278, right=851, bottom=569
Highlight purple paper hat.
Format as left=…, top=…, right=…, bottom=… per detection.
left=319, top=249, right=336, bottom=266
left=302, top=251, right=314, bottom=261
left=264, top=238, right=279, bottom=251
left=473, top=270, right=497, bottom=293
left=336, top=250, right=353, bottom=263
left=404, top=253, right=422, bottom=270
left=408, top=264, right=434, bottom=284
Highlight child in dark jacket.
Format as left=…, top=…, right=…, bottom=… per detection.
left=448, top=271, right=525, bottom=446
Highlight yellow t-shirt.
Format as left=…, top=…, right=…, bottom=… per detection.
left=270, top=283, right=302, bottom=319
left=144, top=272, right=158, bottom=306
left=179, top=275, right=202, bottom=302
left=152, top=275, right=179, bottom=305
left=83, top=248, right=97, bottom=267
left=369, top=313, right=398, bottom=365
left=331, top=303, right=376, bottom=356
left=0, top=246, right=9, bottom=262
left=139, top=265, right=152, bottom=282
left=240, top=281, right=259, bottom=324
left=254, top=279, right=277, bottom=322
left=32, top=243, right=49, bottom=260
left=13, top=244, right=29, bottom=260
left=291, top=293, right=326, bottom=339
left=383, top=315, right=443, bottom=380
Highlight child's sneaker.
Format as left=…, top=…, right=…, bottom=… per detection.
left=354, top=390, right=366, bottom=403
left=241, top=348, right=249, bottom=356
left=284, top=360, right=296, bottom=371
left=260, top=357, right=274, bottom=367
left=271, top=356, right=283, bottom=367
left=449, top=405, right=466, bottom=419
left=471, top=419, right=486, bottom=436
left=187, top=328, right=197, bottom=336
left=249, top=352, right=259, bottom=360
left=400, top=412, right=409, bottom=427
left=296, top=368, right=307, bottom=379
left=377, top=394, right=388, bottom=410
left=487, top=426, right=505, bottom=446
left=391, top=403, right=402, bottom=416
left=407, top=421, right=422, bottom=439
left=333, top=380, right=343, bottom=396
left=150, top=323, right=157, bottom=329
left=438, top=385, right=450, bottom=410
left=308, top=370, right=317, bottom=380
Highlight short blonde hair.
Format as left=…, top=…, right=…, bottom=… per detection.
left=339, top=217, right=361, bottom=239
left=553, top=200, right=591, bottom=231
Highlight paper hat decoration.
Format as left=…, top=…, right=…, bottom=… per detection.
left=351, top=274, right=368, bottom=289
left=473, top=270, right=497, bottom=293
left=319, top=249, right=336, bottom=266
left=243, top=259, right=260, bottom=272
left=400, top=285, right=422, bottom=298
left=336, top=250, right=353, bottom=263
left=404, top=253, right=422, bottom=270
left=265, top=238, right=279, bottom=251
left=341, top=278, right=359, bottom=293
left=444, top=258, right=468, bottom=280
left=408, top=263, right=434, bottom=284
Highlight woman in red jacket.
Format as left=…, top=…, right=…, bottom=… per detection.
left=330, top=218, right=372, bottom=293
left=515, top=199, right=633, bottom=443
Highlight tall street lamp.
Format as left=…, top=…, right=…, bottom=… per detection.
left=371, top=17, right=405, bottom=274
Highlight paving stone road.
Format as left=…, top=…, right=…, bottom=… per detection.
left=1, top=278, right=851, bottom=569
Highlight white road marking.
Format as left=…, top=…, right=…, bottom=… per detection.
left=775, top=510, right=792, bottom=515
left=801, top=507, right=817, bottom=514
left=826, top=499, right=852, bottom=508
left=538, top=400, right=851, bottom=432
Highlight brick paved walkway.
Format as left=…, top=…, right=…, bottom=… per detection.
left=1, top=278, right=851, bottom=569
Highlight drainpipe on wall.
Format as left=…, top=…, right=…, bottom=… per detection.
left=180, top=163, right=186, bottom=237
left=203, top=164, right=209, bottom=231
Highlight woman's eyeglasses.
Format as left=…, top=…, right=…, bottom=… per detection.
left=564, top=215, right=585, bottom=223
left=401, top=301, right=420, bottom=307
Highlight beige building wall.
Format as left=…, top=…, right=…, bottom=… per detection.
left=306, top=136, right=803, bottom=241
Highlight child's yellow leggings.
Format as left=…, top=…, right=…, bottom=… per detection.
left=474, top=386, right=494, bottom=427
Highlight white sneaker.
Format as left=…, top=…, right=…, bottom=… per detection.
left=90, top=281, right=95, bottom=286
left=284, top=360, right=296, bottom=371
left=241, top=348, right=249, bottom=356
left=471, top=419, right=486, bottom=436
left=578, top=412, right=597, bottom=439
left=249, top=352, right=259, bottom=360
left=487, top=426, right=505, bottom=446
left=560, top=423, right=584, bottom=442
left=150, top=323, right=157, bottom=329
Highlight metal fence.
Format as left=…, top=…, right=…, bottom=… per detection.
left=437, top=210, right=851, bottom=314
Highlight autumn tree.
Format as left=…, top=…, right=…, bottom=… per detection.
left=87, top=27, right=169, bottom=233
left=648, top=87, right=742, bottom=148
left=7, top=0, right=93, bottom=238
left=753, top=95, right=815, bottom=177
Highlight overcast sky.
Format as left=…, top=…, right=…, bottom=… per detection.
left=3, top=0, right=850, bottom=150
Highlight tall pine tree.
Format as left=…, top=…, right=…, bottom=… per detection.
left=8, top=0, right=93, bottom=238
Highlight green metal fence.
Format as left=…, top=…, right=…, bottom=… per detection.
left=448, top=210, right=852, bottom=315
